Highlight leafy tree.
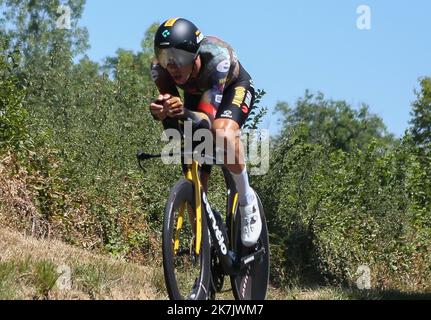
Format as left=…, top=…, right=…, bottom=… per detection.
left=0, top=0, right=91, bottom=143
left=0, top=0, right=89, bottom=65
left=407, top=77, right=431, bottom=226
left=410, top=77, right=431, bottom=153
left=103, top=22, right=159, bottom=95
left=0, top=36, right=29, bottom=152
left=275, top=90, right=396, bottom=152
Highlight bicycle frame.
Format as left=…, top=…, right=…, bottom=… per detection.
left=181, top=160, right=237, bottom=275
left=137, top=151, right=265, bottom=276
left=184, top=159, right=266, bottom=276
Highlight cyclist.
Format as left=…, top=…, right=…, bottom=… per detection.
left=149, top=18, right=261, bottom=247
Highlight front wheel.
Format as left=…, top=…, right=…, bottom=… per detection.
left=162, top=179, right=211, bottom=300
left=230, top=192, right=270, bottom=300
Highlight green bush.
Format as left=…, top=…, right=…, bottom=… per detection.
left=256, top=130, right=431, bottom=291
left=0, top=46, right=30, bottom=154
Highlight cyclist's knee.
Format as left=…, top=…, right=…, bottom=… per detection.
left=212, top=119, right=240, bottom=145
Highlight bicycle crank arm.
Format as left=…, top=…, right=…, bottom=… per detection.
left=240, top=247, right=266, bottom=269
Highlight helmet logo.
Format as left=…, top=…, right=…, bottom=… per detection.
left=162, top=29, right=170, bottom=38
left=164, top=17, right=180, bottom=27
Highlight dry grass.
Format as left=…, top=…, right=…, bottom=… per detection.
left=3, top=227, right=427, bottom=300
left=0, top=227, right=349, bottom=301
left=0, top=227, right=166, bottom=300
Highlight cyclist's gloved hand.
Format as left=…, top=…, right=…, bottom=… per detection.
left=163, top=95, right=184, bottom=118
left=150, top=94, right=168, bottom=121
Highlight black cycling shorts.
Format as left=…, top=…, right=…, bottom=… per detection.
left=184, top=63, right=255, bottom=128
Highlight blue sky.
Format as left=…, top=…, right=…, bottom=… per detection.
left=77, top=0, right=431, bottom=137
